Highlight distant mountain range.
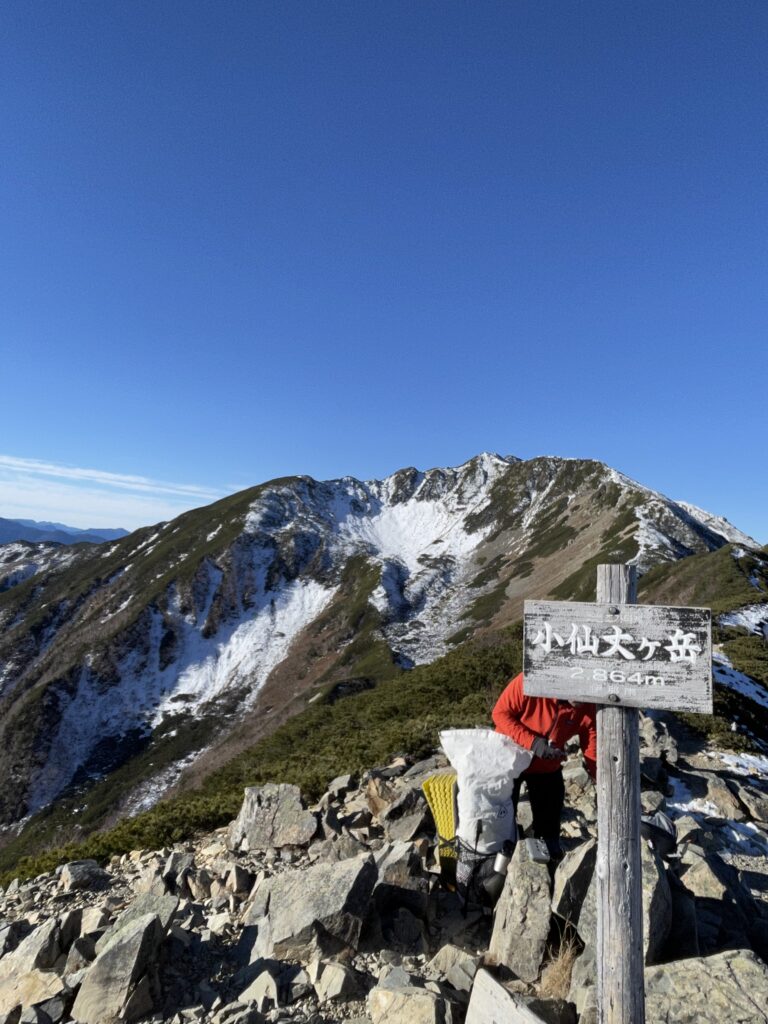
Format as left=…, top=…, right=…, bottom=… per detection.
left=0, top=517, right=129, bottom=546
left=0, top=453, right=765, bottom=857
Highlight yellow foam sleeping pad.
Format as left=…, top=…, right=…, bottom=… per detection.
left=422, top=771, right=459, bottom=884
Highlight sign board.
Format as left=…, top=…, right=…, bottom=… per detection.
left=523, top=599, right=712, bottom=713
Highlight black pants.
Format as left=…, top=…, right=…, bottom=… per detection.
left=512, top=769, right=565, bottom=842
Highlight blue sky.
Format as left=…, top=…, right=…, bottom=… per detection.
left=1, top=1, right=766, bottom=539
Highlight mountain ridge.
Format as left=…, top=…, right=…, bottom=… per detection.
left=0, top=517, right=129, bottom=547
left=0, top=452, right=765, bottom=858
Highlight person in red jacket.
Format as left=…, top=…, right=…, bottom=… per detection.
left=492, top=672, right=597, bottom=858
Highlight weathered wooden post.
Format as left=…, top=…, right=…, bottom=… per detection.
left=595, top=564, right=643, bottom=1024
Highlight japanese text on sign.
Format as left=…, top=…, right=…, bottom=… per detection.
left=532, top=622, right=703, bottom=663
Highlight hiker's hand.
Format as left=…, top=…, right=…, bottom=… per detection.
left=532, top=737, right=566, bottom=760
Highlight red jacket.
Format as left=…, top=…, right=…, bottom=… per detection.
left=492, top=673, right=597, bottom=777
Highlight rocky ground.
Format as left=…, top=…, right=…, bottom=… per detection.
left=1, top=716, right=768, bottom=1024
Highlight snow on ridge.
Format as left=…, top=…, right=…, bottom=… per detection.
left=603, top=466, right=757, bottom=558
left=122, top=751, right=201, bottom=815
left=730, top=549, right=768, bottom=592
left=0, top=542, right=36, bottom=561
left=674, top=501, right=758, bottom=549
left=606, top=466, right=665, bottom=502
left=718, top=603, right=768, bottom=634
left=156, top=576, right=337, bottom=720
left=667, top=769, right=768, bottom=860
left=336, top=478, right=494, bottom=572
left=245, top=455, right=509, bottom=577
left=713, top=651, right=768, bottom=711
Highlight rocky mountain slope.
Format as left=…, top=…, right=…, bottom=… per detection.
left=1, top=721, right=767, bottom=1024
left=0, top=454, right=765, bottom=848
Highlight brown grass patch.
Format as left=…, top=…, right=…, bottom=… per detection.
left=539, top=932, right=580, bottom=1000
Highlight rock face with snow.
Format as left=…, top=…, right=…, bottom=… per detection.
left=0, top=453, right=764, bottom=831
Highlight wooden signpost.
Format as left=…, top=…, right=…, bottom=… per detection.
left=523, top=565, right=712, bottom=1024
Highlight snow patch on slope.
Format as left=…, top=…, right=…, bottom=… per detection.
left=667, top=776, right=721, bottom=818
left=713, top=652, right=768, bottom=711
left=156, top=577, right=335, bottom=720
left=27, top=574, right=337, bottom=812
left=667, top=768, right=768, bottom=859
left=718, top=604, right=768, bottom=634
left=0, top=542, right=79, bottom=591
left=632, top=506, right=680, bottom=565
left=720, top=752, right=768, bottom=779
left=121, top=751, right=202, bottom=815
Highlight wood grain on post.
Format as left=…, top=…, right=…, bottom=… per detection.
left=596, top=564, right=645, bottom=1024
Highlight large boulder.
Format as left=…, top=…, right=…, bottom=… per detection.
left=70, top=913, right=165, bottom=1024
left=162, top=850, right=196, bottom=893
left=568, top=946, right=596, bottom=1020
left=666, top=874, right=700, bottom=959
left=248, top=853, right=378, bottom=961
left=467, top=969, right=572, bottom=1024
left=369, top=841, right=429, bottom=950
left=551, top=839, right=596, bottom=924
left=726, top=779, right=768, bottom=823
left=368, top=983, right=455, bottom=1024
left=0, top=968, right=67, bottom=1018
left=95, top=891, right=178, bottom=954
left=58, top=859, right=111, bottom=893
left=729, top=778, right=768, bottom=827
left=577, top=840, right=671, bottom=963
left=236, top=960, right=280, bottom=1013
left=0, top=921, right=28, bottom=958
left=314, top=961, right=361, bottom=1003
left=701, top=773, right=746, bottom=821
left=227, top=784, right=318, bottom=852
left=425, top=943, right=481, bottom=993
left=0, top=920, right=60, bottom=974
left=488, top=840, right=552, bottom=983
left=0, top=920, right=66, bottom=1019
left=645, top=948, right=768, bottom=1023
left=676, top=845, right=753, bottom=954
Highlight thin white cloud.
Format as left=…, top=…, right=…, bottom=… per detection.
left=0, top=455, right=221, bottom=501
left=0, top=454, right=226, bottom=531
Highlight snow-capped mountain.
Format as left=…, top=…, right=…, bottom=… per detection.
left=0, top=453, right=764, bottom=832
